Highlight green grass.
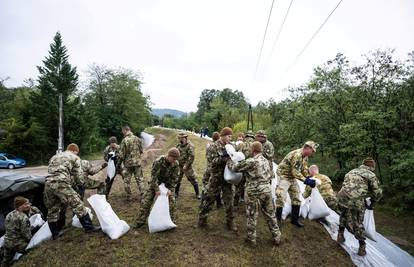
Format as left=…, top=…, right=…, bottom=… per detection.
left=16, top=128, right=356, bottom=266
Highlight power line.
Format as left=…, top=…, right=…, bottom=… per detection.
left=285, top=0, right=343, bottom=75
left=264, top=0, right=294, bottom=68
left=253, top=0, right=276, bottom=79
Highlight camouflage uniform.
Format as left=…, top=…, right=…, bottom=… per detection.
left=262, top=140, right=275, bottom=179
left=276, top=148, right=309, bottom=207
left=303, top=173, right=337, bottom=210
left=234, top=136, right=255, bottom=204
left=199, top=140, right=235, bottom=225
left=134, top=156, right=179, bottom=225
left=337, top=165, right=382, bottom=241
left=103, top=144, right=121, bottom=197
left=73, top=160, right=105, bottom=200
left=176, top=141, right=197, bottom=185
left=229, top=154, right=281, bottom=243
left=202, top=142, right=213, bottom=187
left=119, top=132, right=145, bottom=200
left=43, top=151, right=87, bottom=223
left=1, top=210, right=31, bottom=266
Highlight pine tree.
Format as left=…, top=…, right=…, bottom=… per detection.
left=31, top=31, right=79, bottom=156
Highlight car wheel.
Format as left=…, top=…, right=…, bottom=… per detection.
left=8, top=164, right=15, bottom=169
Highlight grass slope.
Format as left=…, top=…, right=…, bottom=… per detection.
left=16, top=128, right=353, bottom=267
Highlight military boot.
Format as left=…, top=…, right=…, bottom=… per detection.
left=358, top=241, right=366, bottom=256
left=276, top=207, right=283, bottom=226
left=193, top=183, right=201, bottom=200
left=244, top=238, right=257, bottom=247
left=226, top=220, right=238, bottom=232
left=216, top=194, right=223, bottom=208
left=337, top=227, right=346, bottom=243
left=290, top=205, right=304, bottom=227
left=175, top=183, right=181, bottom=198
left=48, top=221, right=64, bottom=240
left=273, top=235, right=281, bottom=246
left=79, top=213, right=101, bottom=233
left=196, top=217, right=208, bottom=228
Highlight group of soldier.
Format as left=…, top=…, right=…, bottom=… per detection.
left=1, top=125, right=382, bottom=266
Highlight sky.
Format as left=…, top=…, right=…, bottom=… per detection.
left=1, top=0, right=413, bottom=112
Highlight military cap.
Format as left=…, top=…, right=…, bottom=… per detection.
left=363, top=158, right=376, bottom=168
left=177, top=132, right=188, bottom=138
left=255, top=130, right=266, bottom=138
left=245, top=131, right=255, bottom=138
left=67, top=143, right=79, bottom=153
left=303, top=141, right=318, bottom=152
left=109, top=136, right=118, bottom=144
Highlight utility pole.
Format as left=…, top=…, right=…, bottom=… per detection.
left=246, top=104, right=254, bottom=132
left=57, top=93, right=64, bottom=154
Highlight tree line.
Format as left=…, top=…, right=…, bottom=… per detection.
left=160, top=49, right=414, bottom=214
left=0, top=32, right=152, bottom=163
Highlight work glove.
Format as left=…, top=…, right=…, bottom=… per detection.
left=101, top=162, right=108, bottom=169
left=304, top=177, right=316, bottom=188
left=365, top=199, right=374, bottom=210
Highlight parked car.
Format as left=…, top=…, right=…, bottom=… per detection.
left=0, top=153, right=26, bottom=169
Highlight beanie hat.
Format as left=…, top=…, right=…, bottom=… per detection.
left=15, top=196, right=29, bottom=209
left=220, top=127, right=233, bottom=137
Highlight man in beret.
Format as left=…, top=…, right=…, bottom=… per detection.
left=175, top=132, right=201, bottom=200
left=132, top=148, right=181, bottom=229
left=337, top=158, right=382, bottom=256
left=198, top=127, right=237, bottom=232
left=275, top=141, right=318, bottom=227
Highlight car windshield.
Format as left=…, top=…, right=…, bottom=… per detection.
left=6, top=154, right=17, bottom=159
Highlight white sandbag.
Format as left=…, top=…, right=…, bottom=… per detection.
left=107, top=157, right=116, bottom=180
left=224, top=144, right=245, bottom=162
left=308, top=188, right=331, bottom=220
left=141, top=132, right=155, bottom=149
left=29, top=214, right=45, bottom=229
left=72, top=207, right=93, bottom=228
left=26, top=222, right=52, bottom=250
left=282, top=194, right=292, bottom=220
left=301, top=198, right=310, bottom=218
left=363, top=209, right=377, bottom=241
left=271, top=178, right=277, bottom=201
left=88, top=194, right=130, bottom=239
left=224, top=165, right=243, bottom=184
left=272, top=162, right=279, bottom=186
left=148, top=183, right=177, bottom=233
left=0, top=235, right=4, bottom=248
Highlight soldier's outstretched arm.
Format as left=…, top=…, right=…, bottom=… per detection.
left=369, top=175, right=383, bottom=203
left=150, top=160, right=162, bottom=192
left=229, top=159, right=255, bottom=173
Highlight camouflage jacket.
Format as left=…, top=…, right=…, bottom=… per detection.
left=4, top=210, right=31, bottom=248
left=207, top=140, right=231, bottom=174
left=303, top=173, right=336, bottom=200
left=176, top=141, right=195, bottom=167
left=46, top=151, right=82, bottom=184
left=338, top=165, right=382, bottom=209
left=277, top=148, right=309, bottom=182
left=150, top=155, right=180, bottom=192
left=103, top=144, right=120, bottom=162
left=72, top=160, right=103, bottom=186
left=237, top=137, right=255, bottom=159
left=119, top=132, right=143, bottom=167
left=229, top=153, right=272, bottom=194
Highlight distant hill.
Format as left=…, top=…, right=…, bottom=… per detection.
left=152, top=108, right=186, bottom=118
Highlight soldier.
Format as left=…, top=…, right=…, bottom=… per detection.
left=197, top=127, right=237, bottom=232
left=228, top=142, right=281, bottom=247
left=73, top=160, right=107, bottom=200
left=202, top=132, right=222, bottom=208
left=103, top=136, right=121, bottom=198
left=132, top=148, right=180, bottom=229
left=43, top=143, right=100, bottom=239
left=1, top=197, right=32, bottom=266
left=303, top=165, right=338, bottom=211
left=275, top=141, right=318, bottom=227
left=175, top=132, right=201, bottom=199
left=118, top=126, right=145, bottom=201
left=337, top=158, right=382, bottom=256
left=255, top=130, right=275, bottom=180
left=234, top=131, right=255, bottom=205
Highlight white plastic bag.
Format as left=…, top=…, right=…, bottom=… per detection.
left=148, top=183, right=177, bottom=233
left=224, top=144, right=245, bottom=184
left=88, top=194, right=130, bottom=239
left=26, top=222, right=52, bottom=250
left=0, top=235, right=4, bottom=248
left=308, top=188, right=330, bottom=220
left=29, top=214, right=45, bottom=229
left=72, top=207, right=93, bottom=228
left=107, top=158, right=116, bottom=180
left=364, top=209, right=377, bottom=241
left=282, top=194, right=292, bottom=220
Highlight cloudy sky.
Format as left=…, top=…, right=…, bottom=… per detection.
left=1, top=0, right=413, bottom=111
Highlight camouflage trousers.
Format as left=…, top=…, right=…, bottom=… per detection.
left=325, top=195, right=338, bottom=212
left=234, top=176, right=246, bottom=204
left=44, top=180, right=87, bottom=223
left=275, top=178, right=301, bottom=207
left=122, top=165, right=145, bottom=199
left=135, top=187, right=176, bottom=225
left=338, top=204, right=366, bottom=241
left=202, top=166, right=211, bottom=187
left=75, top=177, right=106, bottom=200
left=199, top=172, right=234, bottom=222
left=1, top=242, right=27, bottom=267
left=245, top=189, right=281, bottom=242
left=178, top=165, right=197, bottom=186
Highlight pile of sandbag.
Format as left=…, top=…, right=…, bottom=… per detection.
left=148, top=183, right=176, bottom=233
